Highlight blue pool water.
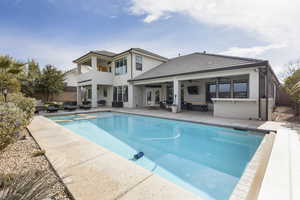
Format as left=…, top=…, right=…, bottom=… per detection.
left=49, top=112, right=263, bottom=200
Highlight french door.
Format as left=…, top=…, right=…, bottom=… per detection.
left=146, top=88, right=161, bottom=106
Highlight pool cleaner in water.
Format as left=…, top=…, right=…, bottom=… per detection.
left=133, top=152, right=144, bottom=160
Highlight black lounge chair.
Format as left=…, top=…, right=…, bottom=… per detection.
left=47, top=105, right=59, bottom=112
left=63, top=101, right=77, bottom=111
left=97, top=100, right=106, bottom=106
left=80, top=101, right=91, bottom=110
left=35, top=105, right=46, bottom=114
left=112, top=101, right=123, bottom=107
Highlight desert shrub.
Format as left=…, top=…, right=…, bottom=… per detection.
left=0, top=93, right=36, bottom=151
left=6, top=93, right=36, bottom=126
left=0, top=169, right=59, bottom=200
left=0, top=103, right=26, bottom=151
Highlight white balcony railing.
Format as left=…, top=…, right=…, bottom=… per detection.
left=77, top=70, right=113, bottom=85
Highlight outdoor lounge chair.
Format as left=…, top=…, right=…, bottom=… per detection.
left=112, top=101, right=123, bottom=107
left=186, top=101, right=208, bottom=112
left=80, top=101, right=91, bottom=110
left=47, top=105, right=59, bottom=112
left=97, top=100, right=106, bottom=106
left=63, top=101, right=77, bottom=111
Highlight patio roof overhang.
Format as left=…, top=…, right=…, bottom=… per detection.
left=73, top=51, right=114, bottom=64
left=129, top=61, right=268, bottom=84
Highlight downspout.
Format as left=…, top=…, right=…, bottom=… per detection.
left=265, top=65, right=269, bottom=121
left=258, top=68, right=261, bottom=119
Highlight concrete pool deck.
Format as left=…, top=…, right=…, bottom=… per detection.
left=29, top=108, right=300, bottom=200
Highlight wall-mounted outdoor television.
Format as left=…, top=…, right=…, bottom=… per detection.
left=187, top=86, right=199, bottom=95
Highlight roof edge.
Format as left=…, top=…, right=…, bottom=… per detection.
left=129, top=61, right=268, bottom=82
left=73, top=51, right=115, bottom=63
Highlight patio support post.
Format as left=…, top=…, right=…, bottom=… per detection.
left=91, top=56, right=97, bottom=70
left=91, top=83, right=97, bottom=108
left=77, top=86, right=82, bottom=105
left=173, top=79, right=181, bottom=112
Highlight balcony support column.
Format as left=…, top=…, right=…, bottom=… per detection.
left=77, top=64, right=82, bottom=74
left=91, top=56, right=97, bottom=70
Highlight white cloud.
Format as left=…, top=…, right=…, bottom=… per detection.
left=130, top=0, right=300, bottom=74
left=130, top=0, right=300, bottom=45
left=221, top=44, right=286, bottom=58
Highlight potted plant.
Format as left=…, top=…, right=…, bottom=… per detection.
left=171, top=104, right=178, bottom=113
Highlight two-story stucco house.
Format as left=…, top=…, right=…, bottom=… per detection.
left=73, top=48, right=279, bottom=120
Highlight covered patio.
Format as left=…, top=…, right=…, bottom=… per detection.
left=131, top=73, right=253, bottom=118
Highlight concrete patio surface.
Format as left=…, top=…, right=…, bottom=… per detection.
left=30, top=107, right=300, bottom=200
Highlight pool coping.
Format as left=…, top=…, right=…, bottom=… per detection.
left=229, top=132, right=275, bottom=200
left=44, top=109, right=272, bottom=134
left=28, top=115, right=203, bottom=200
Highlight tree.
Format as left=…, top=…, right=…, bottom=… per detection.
left=282, top=60, right=300, bottom=115
left=20, top=59, right=41, bottom=97
left=36, top=65, right=65, bottom=102
left=0, top=55, right=24, bottom=93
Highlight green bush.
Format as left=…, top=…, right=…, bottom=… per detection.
left=0, top=93, right=36, bottom=151
left=0, top=103, right=26, bottom=151
left=6, top=93, right=36, bottom=126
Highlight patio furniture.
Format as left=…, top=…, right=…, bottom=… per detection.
left=112, top=101, right=123, bottom=107
left=97, top=100, right=106, bottom=106
left=80, top=101, right=91, bottom=110
left=186, top=101, right=208, bottom=112
left=63, top=101, right=77, bottom=111
left=35, top=105, right=46, bottom=114
left=47, top=105, right=59, bottom=112
left=159, top=100, right=173, bottom=111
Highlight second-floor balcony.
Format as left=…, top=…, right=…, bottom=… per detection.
left=74, top=51, right=115, bottom=86
left=77, top=69, right=113, bottom=85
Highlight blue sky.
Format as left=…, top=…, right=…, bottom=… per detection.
left=0, top=0, right=299, bottom=75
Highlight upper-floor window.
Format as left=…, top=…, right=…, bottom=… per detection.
left=136, top=55, right=143, bottom=71
left=115, top=57, right=127, bottom=75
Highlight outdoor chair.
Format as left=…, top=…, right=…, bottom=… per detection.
left=112, top=101, right=123, bottom=107
left=97, top=100, right=106, bottom=106
left=47, top=104, right=59, bottom=112
left=63, top=101, right=77, bottom=111
left=80, top=101, right=92, bottom=109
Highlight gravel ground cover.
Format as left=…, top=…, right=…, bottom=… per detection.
left=0, top=129, right=72, bottom=200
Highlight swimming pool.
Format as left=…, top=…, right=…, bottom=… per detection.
left=48, top=112, right=263, bottom=200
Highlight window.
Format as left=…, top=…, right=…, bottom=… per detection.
left=136, top=55, right=143, bottom=71
left=187, top=86, right=199, bottom=95
left=113, top=87, right=117, bottom=101
left=155, top=90, right=160, bottom=104
left=166, top=85, right=173, bottom=102
left=206, top=82, right=216, bottom=102
left=87, top=88, right=92, bottom=99
left=115, top=57, right=127, bottom=75
left=218, top=80, right=231, bottom=98
left=233, top=80, right=248, bottom=98
left=103, top=87, right=108, bottom=97
left=117, top=86, right=123, bottom=101
left=123, top=86, right=128, bottom=102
